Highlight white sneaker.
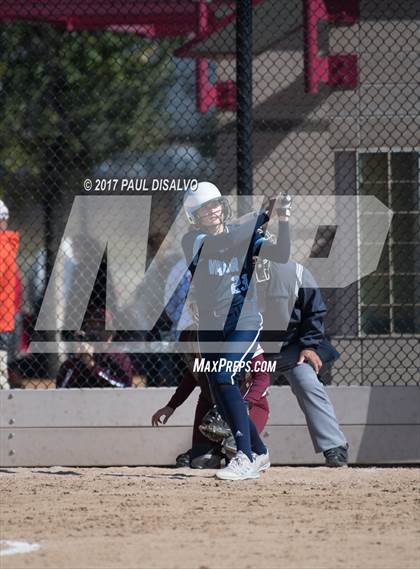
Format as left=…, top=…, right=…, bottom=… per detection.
left=252, top=451, right=270, bottom=472
left=216, top=451, right=260, bottom=481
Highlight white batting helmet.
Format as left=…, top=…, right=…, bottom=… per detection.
left=183, top=182, right=231, bottom=225
left=0, top=200, right=9, bottom=221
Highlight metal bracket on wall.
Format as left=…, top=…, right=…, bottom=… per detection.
left=303, top=0, right=359, bottom=93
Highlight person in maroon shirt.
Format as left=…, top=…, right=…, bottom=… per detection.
left=56, top=309, right=133, bottom=389
left=151, top=351, right=270, bottom=468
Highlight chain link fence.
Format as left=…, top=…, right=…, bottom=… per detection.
left=0, top=1, right=418, bottom=390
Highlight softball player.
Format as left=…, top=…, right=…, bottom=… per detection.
left=182, top=182, right=290, bottom=480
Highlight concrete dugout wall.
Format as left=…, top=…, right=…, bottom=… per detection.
left=1, top=386, right=419, bottom=467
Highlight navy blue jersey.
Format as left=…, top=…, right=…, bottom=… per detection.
left=182, top=212, right=290, bottom=326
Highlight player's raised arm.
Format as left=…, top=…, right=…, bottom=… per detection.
left=253, top=194, right=292, bottom=263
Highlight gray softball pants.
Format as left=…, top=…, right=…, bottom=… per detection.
left=282, top=362, right=347, bottom=453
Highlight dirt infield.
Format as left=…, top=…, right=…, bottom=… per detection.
left=1, top=466, right=419, bottom=569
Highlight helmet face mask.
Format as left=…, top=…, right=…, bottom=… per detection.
left=194, top=198, right=224, bottom=225
left=184, top=182, right=232, bottom=228
left=193, top=197, right=232, bottom=228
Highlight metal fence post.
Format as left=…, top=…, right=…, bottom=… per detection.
left=236, top=0, right=253, bottom=215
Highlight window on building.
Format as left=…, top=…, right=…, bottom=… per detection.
left=358, top=151, right=419, bottom=335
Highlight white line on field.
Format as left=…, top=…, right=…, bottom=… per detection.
left=0, top=540, right=40, bottom=557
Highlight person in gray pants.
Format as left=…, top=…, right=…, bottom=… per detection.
left=260, top=259, right=348, bottom=466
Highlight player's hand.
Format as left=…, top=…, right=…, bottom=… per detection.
left=151, top=406, right=174, bottom=427
left=297, top=349, right=322, bottom=374
left=275, top=192, right=292, bottom=220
